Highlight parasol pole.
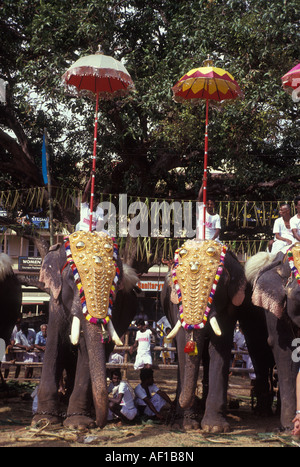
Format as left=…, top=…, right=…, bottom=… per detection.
left=202, top=98, right=209, bottom=240
left=89, top=91, right=99, bottom=231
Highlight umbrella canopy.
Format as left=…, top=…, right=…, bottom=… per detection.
left=62, top=51, right=135, bottom=100
left=281, top=63, right=300, bottom=102
left=172, top=58, right=243, bottom=239
left=172, top=60, right=242, bottom=104
left=62, top=48, right=135, bottom=230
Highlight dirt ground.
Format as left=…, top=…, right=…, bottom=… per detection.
left=0, top=369, right=299, bottom=449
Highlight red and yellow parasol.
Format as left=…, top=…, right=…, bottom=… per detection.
left=281, top=63, right=300, bottom=102
left=62, top=47, right=135, bottom=230
left=172, top=57, right=243, bottom=239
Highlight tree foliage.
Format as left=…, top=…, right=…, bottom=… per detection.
left=0, top=0, right=299, bottom=209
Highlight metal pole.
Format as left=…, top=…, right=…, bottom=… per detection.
left=202, top=99, right=209, bottom=240
left=44, top=128, right=54, bottom=246
left=89, top=92, right=99, bottom=231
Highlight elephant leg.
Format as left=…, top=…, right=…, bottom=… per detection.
left=64, top=332, right=95, bottom=430
left=201, top=324, right=235, bottom=433
left=239, top=302, right=274, bottom=415
left=264, top=311, right=297, bottom=430
left=32, top=312, right=67, bottom=426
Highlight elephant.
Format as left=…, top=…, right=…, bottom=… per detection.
left=161, top=239, right=247, bottom=433
left=32, top=231, right=139, bottom=430
left=161, top=239, right=274, bottom=433
left=0, top=253, right=22, bottom=369
left=245, top=242, right=300, bottom=430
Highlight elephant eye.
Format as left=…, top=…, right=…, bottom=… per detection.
left=76, top=241, right=85, bottom=251
left=179, top=248, right=188, bottom=258
left=104, top=243, right=113, bottom=253
left=206, top=246, right=216, bottom=257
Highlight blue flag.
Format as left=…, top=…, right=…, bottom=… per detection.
left=42, top=132, right=48, bottom=185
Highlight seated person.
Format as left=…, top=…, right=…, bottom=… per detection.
left=76, top=173, right=104, bottom=232
left=34, top=324, right=47, bottom=362
left=196, top=181, right=221, bottom=241
left=291, top=196, right=300, bottom=243
left=271, top=203, right=294, bottom=255
left=134, top=368, right=173, bottom=421
left=107, top=369, right=137, bottom=423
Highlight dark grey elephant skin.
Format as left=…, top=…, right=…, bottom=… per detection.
left=0, top=253, right=22, bottom=349
left=250, top=247, right=300, bottom=430
left=161, top=247, right=248, bottom=433
left=32, top=241, right=138, bottom=430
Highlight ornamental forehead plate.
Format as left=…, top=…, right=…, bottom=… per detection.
left=69, top=231, right=116, bottom=319
left=174, top=240, right=224, bottom=325
left=292, top=242, right=300, bottom=273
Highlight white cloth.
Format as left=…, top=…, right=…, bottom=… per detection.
left=134, top=383, right=166, bottom=416
left=271, top=217, right=295, bottom=255
left=107, top=380, right=137, bottom=421
left=233, top=330, right=255, bottom=380
left=134, top=329, right=152, bottom=370
left=290, top=214, right=300, bottom=238
left=76, top=202, right=104, bottom=232
left=15, top=329, right=38, bottom=363
left=197, top=203, right=221, bottom=241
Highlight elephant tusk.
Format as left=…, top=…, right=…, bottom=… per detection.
left=70, top=316, right=81, bottom=345
left=107, top=320, right=123, bottom=346
left=167, top=320, right=182, bottom=340
left=210, top=316, right=222, bottom=336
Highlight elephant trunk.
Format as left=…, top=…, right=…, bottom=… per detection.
left=179, top=332, right=202, bottom=410
left=82, top=319, right=108, bottom=428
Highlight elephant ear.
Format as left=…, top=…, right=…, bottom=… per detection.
left=252, top=265, right=287, bottom=318
left=39, top=243, right=63, bottom=300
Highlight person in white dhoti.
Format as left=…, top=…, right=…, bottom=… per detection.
left=134, top=368, right=173, bottom=421
left=107, top=369, right=137, bottom=422
left=271, top=203, right=295, bottom=255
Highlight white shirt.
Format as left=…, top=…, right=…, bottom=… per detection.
left=134, top=383, right=160, bottom=403
left=290, top=214, right=300, bottom=237
left=197, top=204, right=221, bottom=240
left=76, top=202, right=104, bottom=231
left=108, top=381, right=136, bottom=411
left=135, top=329, right=152, bottom=356
left=15, top=329, right=36, bottom=346
left=272, top=217, right=294, bottom=242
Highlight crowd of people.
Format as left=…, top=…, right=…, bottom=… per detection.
left=2, top=320, right=47, bottom=379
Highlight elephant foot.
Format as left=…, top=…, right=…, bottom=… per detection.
left=182, top=416, right=200, bottom=431
left=201, top=415, right=231, bottom=433
left=32, top=413, right=63, bottom=428
left=63, top=414, right=96, bottom=431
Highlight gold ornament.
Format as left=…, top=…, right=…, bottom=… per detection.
left=69, top=231, right=116, bottom=320
left=174, top=240, right=223, bottom=325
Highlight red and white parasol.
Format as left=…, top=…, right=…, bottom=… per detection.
left=62, top=47, right=135, bottom=230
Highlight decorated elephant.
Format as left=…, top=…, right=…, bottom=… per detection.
left=161, top=239, right=248, bottom=433
left=161, top=239, right=275, bottom=432
left=0, top=253, right=22, bottom=368
left=246, top=242, right=300, bottom=430
left=32, top=231, right=138, bottom=429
